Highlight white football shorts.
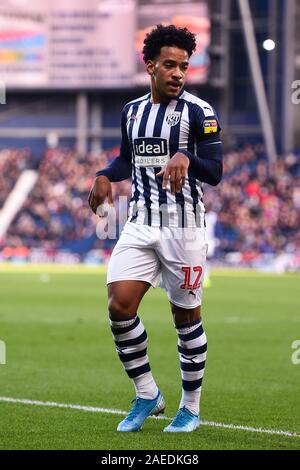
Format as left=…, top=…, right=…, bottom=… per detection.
left=107, top=221, right=208, bottom=309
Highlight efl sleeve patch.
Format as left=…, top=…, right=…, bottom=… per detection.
left=203, top=119, right=218, bottom=134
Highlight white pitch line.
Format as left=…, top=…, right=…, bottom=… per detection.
left=0, top=396, right=299, bottom=439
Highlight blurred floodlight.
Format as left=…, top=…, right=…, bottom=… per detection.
left=262, top=39, right=276, bottom=51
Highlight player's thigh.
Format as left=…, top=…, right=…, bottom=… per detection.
left=158, top=227, right=208, bottom=309
left=108, top=280, right=151, bottom=320
left=107, top=223, right=161, bottom=318
left=107, top=235, right=161, bottom=288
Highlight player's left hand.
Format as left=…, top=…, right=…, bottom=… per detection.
left=156, top=152, right=190, bottom=195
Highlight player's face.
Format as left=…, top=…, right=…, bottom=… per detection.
left=146, top=46, right=189, bottom=103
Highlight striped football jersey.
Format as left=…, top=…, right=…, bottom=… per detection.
left=119, top=89, right=222, bottom=228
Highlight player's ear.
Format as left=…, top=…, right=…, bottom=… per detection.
left=146, top=60, right=155, bottom=77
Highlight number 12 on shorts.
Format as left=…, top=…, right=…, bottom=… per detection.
left=180, top=266, right=203, bottom=290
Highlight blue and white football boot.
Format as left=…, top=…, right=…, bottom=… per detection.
left=117, top=390, right=165, bottom=432
left=163, top=407, right=200, bottom=433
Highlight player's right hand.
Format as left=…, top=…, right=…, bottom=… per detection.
left=88, top=175, right=113, bottom=215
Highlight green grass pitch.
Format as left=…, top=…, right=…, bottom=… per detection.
left=0, top=265, right=299, bottom=450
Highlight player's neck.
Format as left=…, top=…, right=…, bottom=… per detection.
left=150, top=84, right=183, bottom=104
left=150, top=85, right=171, bottom=105
left=150, top=93, right=169, bottom=105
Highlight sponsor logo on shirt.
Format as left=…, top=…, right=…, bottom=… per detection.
left=133, top=137, right=169, bottom=167
left=127, top=114, right=138, bottom=125
left=203, top=119, right=218, bottom=134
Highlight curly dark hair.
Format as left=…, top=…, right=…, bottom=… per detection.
left=142, top=24, right=196, bottom=63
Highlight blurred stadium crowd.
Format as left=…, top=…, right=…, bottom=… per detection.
left=0, top=145, right=299, bottom=269
left=0, top=148, right=31, bottom=208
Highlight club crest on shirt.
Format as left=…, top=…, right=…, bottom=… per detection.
left=166, top=112, right=181, bottom=127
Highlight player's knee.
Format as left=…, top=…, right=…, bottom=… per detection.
left=171, top=304, right=201, bottom=326
left=108, top=295, right=134, bottom=319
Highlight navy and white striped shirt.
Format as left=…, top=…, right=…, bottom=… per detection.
left=97, top=89, right=222, bottom=228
